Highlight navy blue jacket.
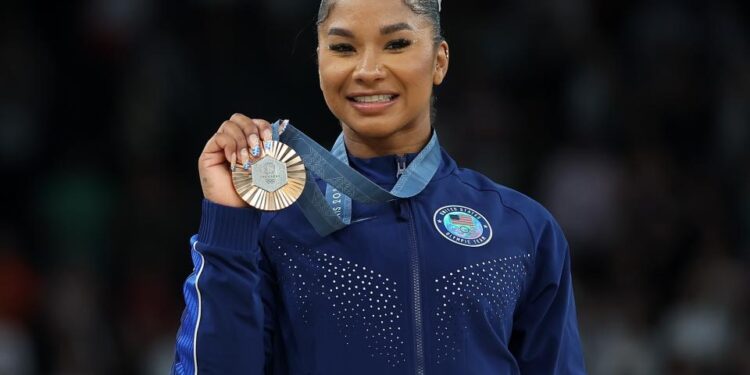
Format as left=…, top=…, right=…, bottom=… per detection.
left=172, top=148, right=586, bottom=374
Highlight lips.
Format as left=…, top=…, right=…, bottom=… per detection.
left=346, top=93, right=399, bottom=114
left=346, top=93, right=400, bottom=103
left=348, top=94, right=397, bottom=103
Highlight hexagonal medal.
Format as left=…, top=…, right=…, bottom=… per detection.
left=232, top=141, right=306, bottom=211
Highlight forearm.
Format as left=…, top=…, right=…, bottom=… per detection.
left=173, top=199, right=267, bottom=375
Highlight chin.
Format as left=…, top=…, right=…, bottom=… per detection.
left=342, top=117, right=407, bottom=139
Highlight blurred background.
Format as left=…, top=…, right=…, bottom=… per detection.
left=1, top=0, right=748, bottom=374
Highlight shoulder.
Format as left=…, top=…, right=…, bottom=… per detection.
left=448, top=167, right=570, bottom=284
left=449, top=166, right=562, bottom=242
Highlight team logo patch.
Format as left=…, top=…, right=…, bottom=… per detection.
left=433, top=205, right=492, bottom=247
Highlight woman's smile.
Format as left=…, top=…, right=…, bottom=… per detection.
left=347, top=93, right=400, bottom=115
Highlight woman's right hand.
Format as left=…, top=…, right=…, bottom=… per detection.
left=198, top=114, right=274, bottom=208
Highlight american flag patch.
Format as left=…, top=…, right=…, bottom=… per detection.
left=434, top=205, right=492, bottom=247
left=449, top=214, right=474, bottom=227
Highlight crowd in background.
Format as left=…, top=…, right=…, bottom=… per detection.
left=1, top=0, right=748, bottom=374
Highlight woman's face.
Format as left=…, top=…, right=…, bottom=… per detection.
left=317, top=0, right=449, bottom=140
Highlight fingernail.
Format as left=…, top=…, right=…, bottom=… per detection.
left=240, top=148, right=250, bottom=170
left=230, top=152, right=237, bottom=172
left=264, top=140, right=272, bottom=151
left=251, top=145, right=260, bottom=157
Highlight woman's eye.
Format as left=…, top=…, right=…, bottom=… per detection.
left=385, top=39, right=412, bottom=50
left=329, top=43, right=355, bottom=53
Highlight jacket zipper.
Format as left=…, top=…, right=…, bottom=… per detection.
left=406, top=199, right=425, bottom=375
left=397, top=156, right=425, bottom=375
left=395, top=156, right=425, bottom=374
left=396, top=156, right=407, bottom=178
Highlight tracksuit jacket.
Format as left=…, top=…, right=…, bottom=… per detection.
left=172, top=146, right=587, bottom=375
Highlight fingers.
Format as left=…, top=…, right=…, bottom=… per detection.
left=229, top=114, right=278, bottom=149
left=230, top=113, right=261, bottom=159
left=216, top=120, right=249, bottom=169
left=253, top=118, right=274, bottom=153
left=212, top=114, right=275, bottom=171
left=219, top=120, right=247, bottom=151
left=209, top=132, right=239, bottom=169
left=230, top=114, right=276, bottom=161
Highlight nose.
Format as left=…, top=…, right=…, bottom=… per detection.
left=352, top=49, right=386, bottom=84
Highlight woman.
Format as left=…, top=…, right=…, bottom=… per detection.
left=172, top=0, right=586, bottom=374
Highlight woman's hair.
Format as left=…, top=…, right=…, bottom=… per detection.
left=316, top=0, right=444, bottom=45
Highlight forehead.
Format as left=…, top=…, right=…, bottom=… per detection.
left=321, top=0, right=430, bottom=32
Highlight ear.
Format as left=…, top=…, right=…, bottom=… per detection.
left=433, top=41, right=449, bottom=86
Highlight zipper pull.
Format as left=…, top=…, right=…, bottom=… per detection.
left=396, top=156, right=407, bottom=179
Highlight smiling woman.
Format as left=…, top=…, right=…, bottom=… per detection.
left=317, top=0, right=449, bottom=157
left=171, top=0, right=587, bottom=374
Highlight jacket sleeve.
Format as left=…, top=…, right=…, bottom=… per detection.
left=509, top=214, right=587, bottom=374
left=172, top=199, right=276, bottom=375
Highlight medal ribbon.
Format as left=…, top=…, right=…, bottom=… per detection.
left=271, top=120, right=442, bottom=236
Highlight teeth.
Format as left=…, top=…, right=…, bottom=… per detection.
left=352, top=95, right=394, bottom=103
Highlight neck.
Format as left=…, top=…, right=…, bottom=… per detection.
left=341, top=122, right=432, bottom=158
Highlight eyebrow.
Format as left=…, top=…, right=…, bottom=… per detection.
left=327, top=22, right=414, bottom=37
left=328, top=27, right=354, bottom=37
left=380, top=22, right=414, bottom=34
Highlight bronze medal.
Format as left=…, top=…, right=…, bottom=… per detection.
left=232, top=141, right=306, bottom=211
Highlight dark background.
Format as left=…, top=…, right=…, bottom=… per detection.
left=1, top=0, right=748, bottom=374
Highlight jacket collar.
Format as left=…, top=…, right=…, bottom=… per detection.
left=347, top=147, right=456, bottom=189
